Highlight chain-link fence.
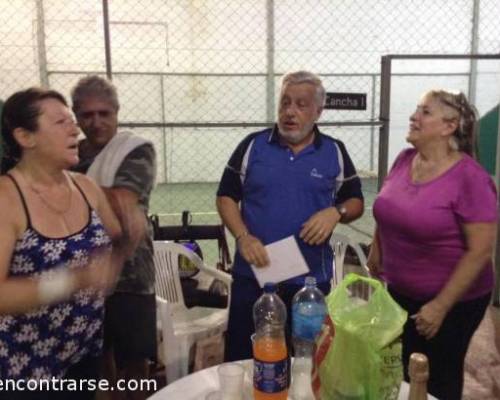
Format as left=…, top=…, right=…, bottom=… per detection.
left=1, top=1, right=500, bottom=250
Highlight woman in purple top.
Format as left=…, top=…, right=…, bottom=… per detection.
left=368, top=89, right=497, bottom=400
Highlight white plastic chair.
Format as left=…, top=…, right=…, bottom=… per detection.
left=153, top=241, right=232, bottom=383
left=330, top=233, right=371, bottom=299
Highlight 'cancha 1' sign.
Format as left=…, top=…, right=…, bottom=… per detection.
left=325, top=92, right=367, bottom=110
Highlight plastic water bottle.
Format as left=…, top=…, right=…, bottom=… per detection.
left=289, top=355, right=314, bottom=400
left=290, top=276, right=327, bottom=400
left=292, top=276, right=327, bottom=354
left=252, top=282, right=288, bottom=400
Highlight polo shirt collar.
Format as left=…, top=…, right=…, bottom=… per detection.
left=268, top=124, right=322, bottom=149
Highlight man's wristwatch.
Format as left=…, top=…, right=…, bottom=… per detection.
left=336, top=205, right=348, bottom=221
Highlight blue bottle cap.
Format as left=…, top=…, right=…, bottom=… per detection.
left=263, top=282, right=277, bottom=293
left=305, top=276, right=317, bottom=286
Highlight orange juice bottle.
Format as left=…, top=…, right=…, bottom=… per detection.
left=253, top=335, right=288, bottom=400
left=252, top=283, right=289, bottom=400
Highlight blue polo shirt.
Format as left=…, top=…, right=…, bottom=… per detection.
left=217, top=125, right=363, bottom=285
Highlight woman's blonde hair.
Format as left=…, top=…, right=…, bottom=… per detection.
left=427, top=90, right=478, bottom=158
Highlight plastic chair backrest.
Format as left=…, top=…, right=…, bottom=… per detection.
left=150, top=215, right=232, bottom=273
left=153, top=241, right=204, bottom=307
left=330, top=233, right=371, bottom=299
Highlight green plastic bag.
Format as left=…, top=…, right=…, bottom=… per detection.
left=312, top=273, right=407, bottom=400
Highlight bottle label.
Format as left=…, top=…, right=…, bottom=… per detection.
left=292, top=303, right=326, bottom=341
left=253, top=357, right=288, bottom=393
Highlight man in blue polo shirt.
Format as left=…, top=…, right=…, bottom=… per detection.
left=216, top=70, right=364, bottom=361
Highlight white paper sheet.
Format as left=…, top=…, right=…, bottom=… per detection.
left=251, top=236, right=310, bottom=288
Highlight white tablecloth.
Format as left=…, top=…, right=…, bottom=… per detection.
left=148, top=360, right=437, bottom=400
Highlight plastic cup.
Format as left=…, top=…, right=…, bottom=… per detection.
left=217, top=362, right=245, bottom=400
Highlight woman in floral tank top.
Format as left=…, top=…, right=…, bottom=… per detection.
left=0, top=88, right=127, bottom=400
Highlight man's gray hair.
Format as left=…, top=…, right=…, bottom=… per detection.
left=71, top=75, right=120, bottom=113
left=281, top=71, right=326, bottom=108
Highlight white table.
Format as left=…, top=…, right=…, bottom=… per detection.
left=148, top=360, right=437, bottom=400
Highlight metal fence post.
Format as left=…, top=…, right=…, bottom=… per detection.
left=102, top=0, right=112, bottom=79
left=266, top=0, right=275, bottom=123
left=378, top=55, right=392, bottom=190
left=468, top=0, right=480, bottom=104
left=35, top=0, right=49, bottom=87
left=493, top=92, right=500, bottom=306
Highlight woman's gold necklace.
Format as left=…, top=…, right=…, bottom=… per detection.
left=28, top=173, right=73, bottom=231
left=412, top=157, right=437, bottom=183
left=412, top=153, right=457, bottom=183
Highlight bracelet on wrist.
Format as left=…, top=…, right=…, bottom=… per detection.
left=236, top=231, right=249, bottom=242
left=37, top=269, right=76, bottom=305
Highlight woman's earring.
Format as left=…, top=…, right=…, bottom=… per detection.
left=448, top=136, right=459, bottom=151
